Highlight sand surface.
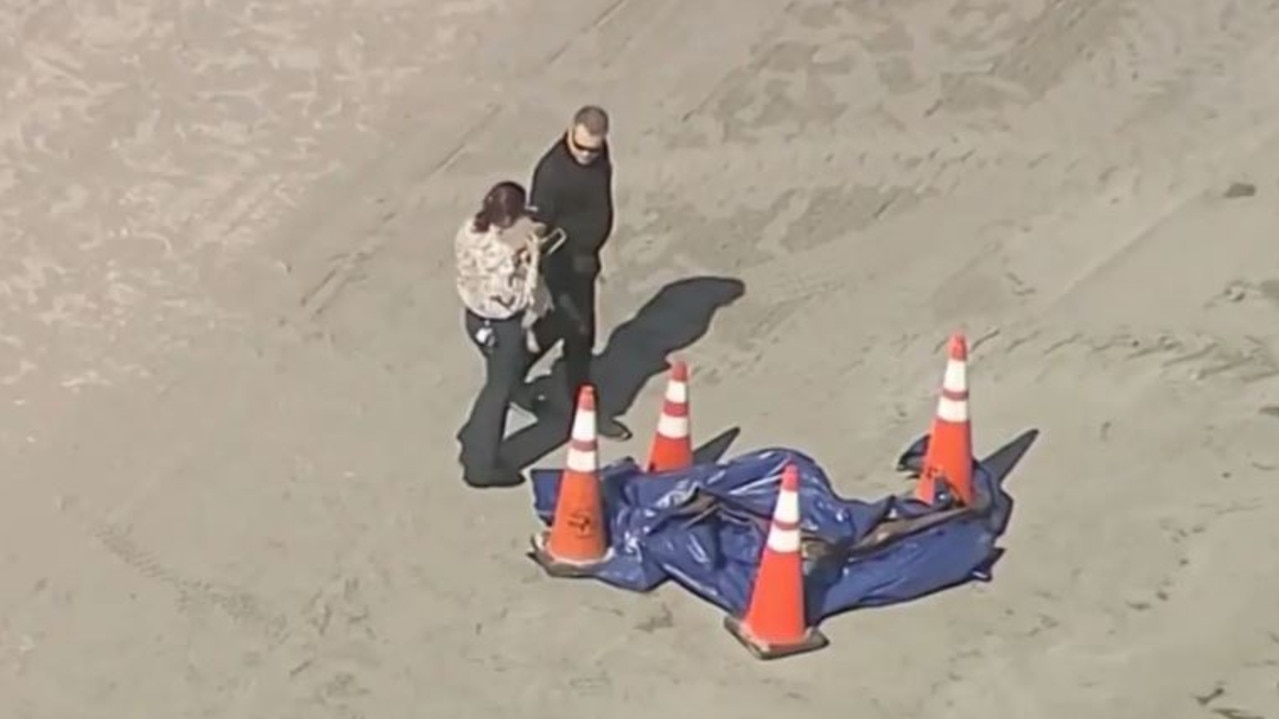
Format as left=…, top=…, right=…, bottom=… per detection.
left=3, top=1, right=1279, bottom=716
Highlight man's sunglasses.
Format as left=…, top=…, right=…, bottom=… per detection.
left=570, top=136, right=604, bottom=156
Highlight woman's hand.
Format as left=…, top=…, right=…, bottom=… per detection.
left=514, top=234, right=538, bottom=265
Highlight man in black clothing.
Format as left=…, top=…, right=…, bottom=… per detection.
left=520, top=105, right=631, bottom=440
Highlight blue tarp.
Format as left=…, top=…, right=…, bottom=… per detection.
left=530, top=439, right=1012, bottom=622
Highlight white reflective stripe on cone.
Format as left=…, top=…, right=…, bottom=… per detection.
left=565, top=446, right=596, bottom=474
left=937, top=396, right=969, bottom=422
left=656, top=413, right=690, bottom=438
left=571, top=410, right=597, bottom=442
left=773, top=489, right=800, bottom=524
left=665, top=380, right=688, bottom=404
left=767, top=524, right=801, bottom=553
left=942, top=359, right=967, bottom=393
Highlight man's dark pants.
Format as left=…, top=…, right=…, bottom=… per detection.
left=458, top=310, right=527, bottom=484
left=526, top=261, right=596, bottom=407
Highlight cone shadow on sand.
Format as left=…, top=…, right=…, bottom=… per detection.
left=953, top=427, right=1039, bottom=580
left=499, top=276, right=746, bottom=471
left=897, top=428, right=1040, bottom=493
left=691, top=426, right=741, bottom=466
left=974, top=427, right=1037, bottom=537
left=893, top=427, right=1039, bottom=577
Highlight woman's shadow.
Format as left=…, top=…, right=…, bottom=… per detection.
left=498, top=275, right=746, bottom=471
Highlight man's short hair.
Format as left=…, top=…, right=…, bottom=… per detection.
left=572, top=105, right=609, bottom=136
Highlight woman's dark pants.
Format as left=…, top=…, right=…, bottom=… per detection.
left=457, top=310, right=528, bottom=485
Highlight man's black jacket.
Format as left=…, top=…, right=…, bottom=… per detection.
left=529, top=135, right=614, bottom=279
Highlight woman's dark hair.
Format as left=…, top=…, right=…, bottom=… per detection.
left=472, top=181, right=527, bottom=232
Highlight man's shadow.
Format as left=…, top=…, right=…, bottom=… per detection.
left=499, top=275, right=746, bottom=471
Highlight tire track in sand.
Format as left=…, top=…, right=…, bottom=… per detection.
left=57, top=495, right=291, bottom=645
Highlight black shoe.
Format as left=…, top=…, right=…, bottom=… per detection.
left=598, top=417, right=632, bottom=441
left=462, top=462, right=525, bottom=488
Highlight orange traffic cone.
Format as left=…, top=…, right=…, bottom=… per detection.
left=914, top=334, right=975, bottom=506
left=724, top=463, right=829, bottom=660
left=530, top=385, right=610, bottom=577
left=646, top=359, right=693, bottom=472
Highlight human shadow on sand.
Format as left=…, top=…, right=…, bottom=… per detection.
left=498, top=275, right=746, bottom=473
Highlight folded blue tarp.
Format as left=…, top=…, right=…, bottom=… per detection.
left=530, top=439, right=1012, bottom=622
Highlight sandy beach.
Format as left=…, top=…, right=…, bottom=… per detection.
left=2, top=1, right=1279, bottom=716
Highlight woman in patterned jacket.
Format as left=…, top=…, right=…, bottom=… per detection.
left=454, top=180, right=549, bottom=487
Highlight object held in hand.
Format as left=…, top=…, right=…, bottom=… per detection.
left=538, top=227, right=567, bottom=256
left=500, top=218, right=565, bottom=259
